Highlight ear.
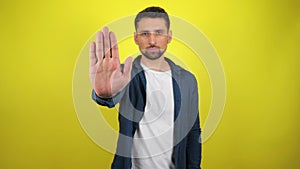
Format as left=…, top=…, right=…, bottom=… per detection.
left=134, top=32, right=139, bottom=45
left=167, top=30, right=172, bottom=44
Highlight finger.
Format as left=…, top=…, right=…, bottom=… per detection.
left=123, top=57, right=133, bottom=79
left=89, top=42, right=97, bottom=66
left=101, top=57, right=109, bottom=71
left=109, top=32, right=120, bottom=69
left=109, top=32, right=119, bottom=60
left=103, top=27, right=110, bottom=59
left=96, top=31, right=104, bottom=62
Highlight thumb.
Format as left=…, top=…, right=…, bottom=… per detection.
left=123, top=56, right=133, bottom=79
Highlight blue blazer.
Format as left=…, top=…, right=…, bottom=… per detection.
left=92, top=56, right=202, bottom=169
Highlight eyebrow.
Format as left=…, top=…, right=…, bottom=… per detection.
left=139, top=29, right=166, bottom=33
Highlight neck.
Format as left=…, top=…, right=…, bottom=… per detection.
left=141, top=55, right=170, bottom=72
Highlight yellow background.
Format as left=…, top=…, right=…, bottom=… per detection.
left=1, top=0, right=299, bottom=168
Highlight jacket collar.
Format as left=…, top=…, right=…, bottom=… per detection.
left=132, top=55, right=183, bottom=76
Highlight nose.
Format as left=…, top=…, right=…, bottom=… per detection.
left=148, top=33, right=156, bottom=45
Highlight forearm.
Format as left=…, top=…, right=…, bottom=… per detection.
left=92, top=89, right=123, bottom=108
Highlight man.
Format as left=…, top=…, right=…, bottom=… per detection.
left=89, top=6, right=201, bottom=169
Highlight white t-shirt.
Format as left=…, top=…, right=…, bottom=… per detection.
left=132, top=63, right=175, bottom=169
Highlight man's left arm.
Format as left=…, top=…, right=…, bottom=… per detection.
left=186, top=77, right=202, bottom=169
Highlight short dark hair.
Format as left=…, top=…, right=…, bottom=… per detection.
left=134, top=6, right=170, bottom=30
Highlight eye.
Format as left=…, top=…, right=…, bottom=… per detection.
left=155, top=30, right=164, bottom=35
left=141, top=32, right=150, bottom=36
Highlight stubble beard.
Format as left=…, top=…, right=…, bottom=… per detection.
left=141, top=47, right=167, bottom=60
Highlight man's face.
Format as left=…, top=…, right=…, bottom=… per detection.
left=134, top=18, right=172, bottom=60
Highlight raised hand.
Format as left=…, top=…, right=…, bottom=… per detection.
left=89, top=27, right=133, bottom=98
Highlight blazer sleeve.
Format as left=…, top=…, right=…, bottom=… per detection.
left=186, top=76, right=202, bottom=169
left=92, top=88, right=126, bottom=108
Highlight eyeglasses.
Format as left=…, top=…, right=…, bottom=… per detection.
left=137, top=31, right=168, bottom=39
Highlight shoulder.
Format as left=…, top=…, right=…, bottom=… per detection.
left=168, top=59, right=197, bottom=85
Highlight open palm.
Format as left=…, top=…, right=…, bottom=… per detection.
left=89, top=27, right=132, bottom=98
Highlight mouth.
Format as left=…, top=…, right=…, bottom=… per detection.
left=147, top=46, right=159, bottom=52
